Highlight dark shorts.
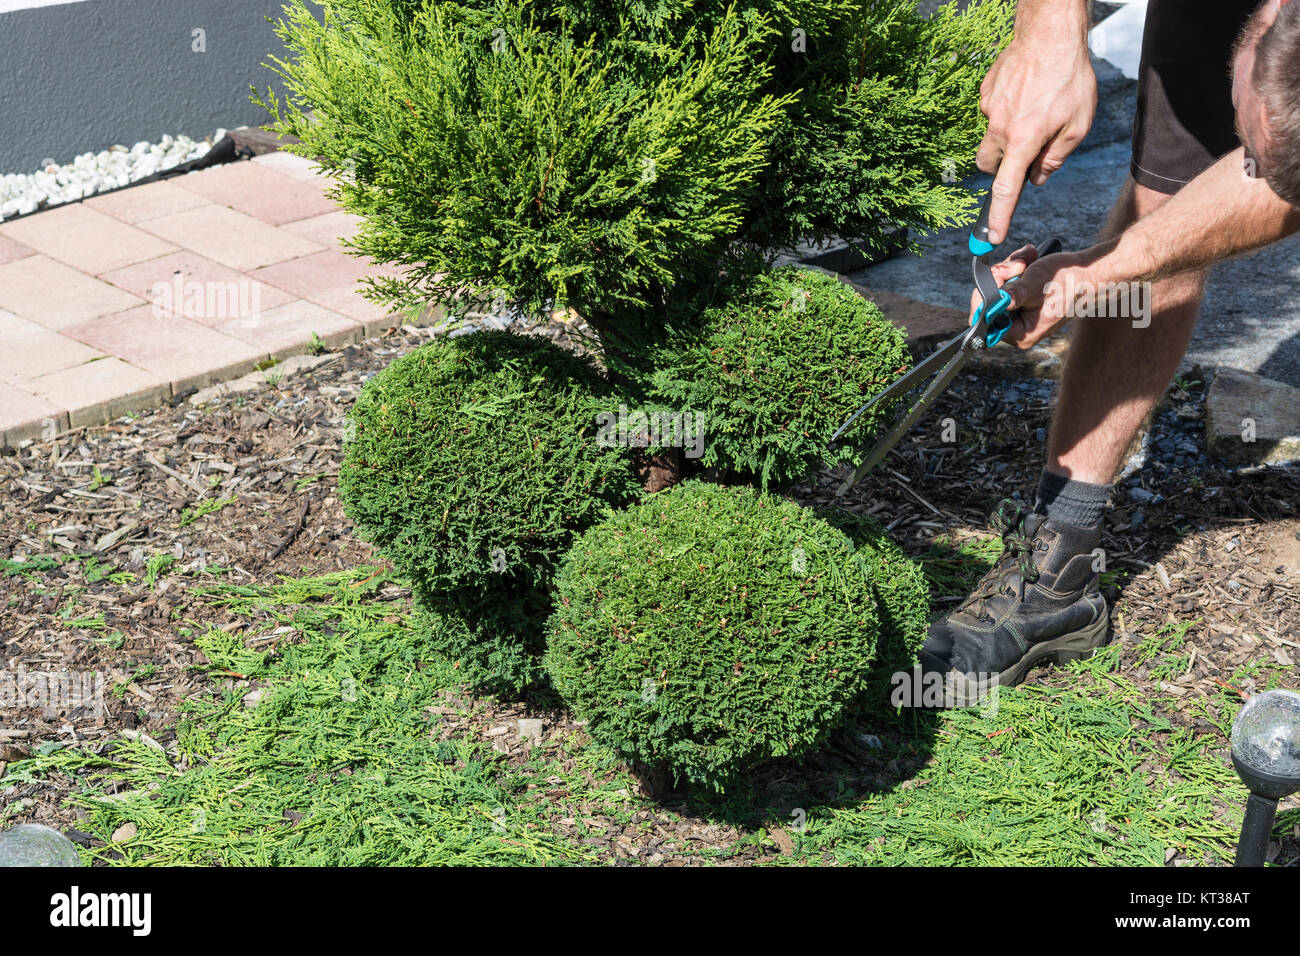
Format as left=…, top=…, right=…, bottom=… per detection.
left=1131, top=0, right=1256, bottom=193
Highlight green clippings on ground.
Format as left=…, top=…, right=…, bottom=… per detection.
left=60, top=555, right=117, bottom=584
left=62, top=612, right=107, bottom=631
left=1099, top=566, right=1129, bottom=589
left=2, top=554, right=62, bottom=577
left=1133, top=618, right=1200, bottom=679
left=21, top=568, right=586, bottom=866
left=180, top=496, right=239, bottom=528
left=144, top=553, right=177, bottom=588
left=792, top=650, right=1242, bottom=866
left=8, top=560, right=1259, bottom=867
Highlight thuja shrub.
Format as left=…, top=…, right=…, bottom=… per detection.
left=649, top=266, right=910, bottom=488
left=545, top=480, right=886, bottom=789
left=259, top=0, right=1010, bottom=348
left=412, top=581, right=553, bottom=695
left=820, top=506, right=931, bottom=703
left=338, top=330, right=639, bottom=597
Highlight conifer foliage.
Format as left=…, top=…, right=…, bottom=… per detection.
left=262, top=0, right=1010, bottom=331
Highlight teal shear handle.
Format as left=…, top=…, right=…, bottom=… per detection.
left=968, top=190, right=998, bottom=258
left=968, top=191, right=1061, bottom=347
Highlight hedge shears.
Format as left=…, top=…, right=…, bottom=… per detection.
left=830, top=191, right=1061, bottom=493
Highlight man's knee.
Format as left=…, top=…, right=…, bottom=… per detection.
left=1133, top=181, right=1178, bottom=219
left=1099, top=177, right=1177, bottom=239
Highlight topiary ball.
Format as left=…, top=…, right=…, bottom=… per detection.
left=339, top=330, right=640, bottom=596
left=819, top=506, right=931, bottom=707
left=411, top=581, right=552, bottom=697
left=648, top=265, right=910, bottom=489
left=545, top=480, right=886, bottom=790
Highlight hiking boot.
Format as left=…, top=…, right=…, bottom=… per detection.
left=919, top=499, right=1110, bottom=705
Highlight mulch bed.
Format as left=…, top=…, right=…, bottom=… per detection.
left=1, top=319, right=1296, bottom=864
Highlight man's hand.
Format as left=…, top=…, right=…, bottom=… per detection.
left=976, top=0, right=1095, bottom=244
left=1002, top=248, right=1093, bottom=348
left=967, top=244, right=1095, bottom=350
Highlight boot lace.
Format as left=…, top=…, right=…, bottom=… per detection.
left=959, top=499, right=1042, bottom=620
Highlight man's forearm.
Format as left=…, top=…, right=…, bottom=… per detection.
left=1011, top=0, right=1091, bottom=44
left=1093, top=148, right=1300, bottom=285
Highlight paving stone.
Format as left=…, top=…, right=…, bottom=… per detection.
left=215, top=300, right=361, bottom=359
left=173, top=161, right=339, bottom=226
left=251, top=249, right=404, bottom=323
left=250, top=150, right=337, bottom=185
left=84, top=180, right=213, bottom=224
left=138, top=204, right=325, bottom=272
left=62, top=306, right=267, bottom=394
left=0, top=309, right=104, bottom=385
left=21, top=357, right=168, bottom=430
left=0, top=204, right=177, bottom=275
left=100, top=251, right=296, bottom=327
left=0, top=255, right=143, bottom=330
left=188, top=352, right=338, bottom=405
left=0, top=235, right=35, bottom=265
left=282, top=210, right=363, bottom=248
left=1205, top=367, right=1300, bottom=465
left=0, top=382, right=67, bottom=447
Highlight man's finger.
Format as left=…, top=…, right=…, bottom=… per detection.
left=1005, top=311, right=1044, bottom=349
left=990, top=245, right=1038, bottom=282
left=986, top=145, right=1037, bottom=244
left=1003, top=314, right=1034, bottom=348
left=1027, top=133, right=1080, bottom=187
left=975, top=135, right=1004, bottom=175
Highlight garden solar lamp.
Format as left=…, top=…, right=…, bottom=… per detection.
left=1230, top=689, right=1300, bottom=867
left=0, top=823, right=81, bottom=866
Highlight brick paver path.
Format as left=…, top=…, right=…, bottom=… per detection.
left=0, top=152, right=416, bottom=445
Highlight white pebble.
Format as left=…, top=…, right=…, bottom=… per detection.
left=1, top=128, right=221, bottom=218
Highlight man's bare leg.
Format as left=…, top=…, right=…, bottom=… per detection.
left=916, top=177, right=1212, bottom=692
left=1047, top=178, right=1207, bottom=484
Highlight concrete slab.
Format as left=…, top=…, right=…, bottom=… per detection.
left=0, top=381, right=66, bottom=447
left=84, top=180, right=213, bottom=224
left=214, top=299, right=360, bottom=359
left=100, top=251, right=296, bottom=326
left=173, top=160, right=339, bottom=226
left=21, top=356, right=168, bottom=430
left=0, top=254, right=144, bottom=329
left=0, top=308, right=104, bottom=384
left=250, top=248, right=402, bottom=323
left=1206, top=367, right=1300, bottom=465
left=62, top=305, right=268, bottom=394
left=138, top=204, right=325, bottom=272
left=0, top=203, right=177, bottom=275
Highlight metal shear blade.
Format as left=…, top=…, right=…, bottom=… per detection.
left=833, top=323, right=980, bottom=493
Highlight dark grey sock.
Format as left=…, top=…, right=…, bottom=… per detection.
left=1034, top=469, right=1111, bottom=529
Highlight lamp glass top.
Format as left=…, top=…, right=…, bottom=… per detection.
left=1231, top=690, right=1300, bottom=782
